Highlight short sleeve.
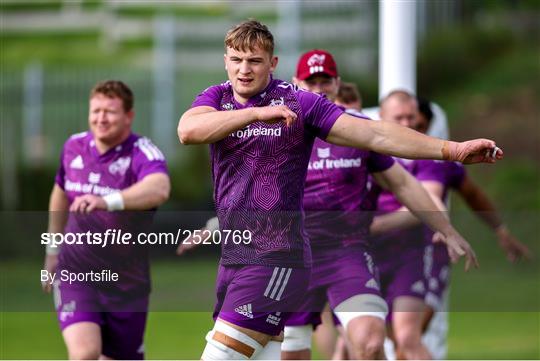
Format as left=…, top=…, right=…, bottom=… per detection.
left=191, top=85, right=223, bottom=110
left=367, top=151, right=395, bottom=173
left=298, top=91, right=344, bottom=140
left=132, top=137, right=169, bottom=181
left=413, top=160, right=447, bottom=185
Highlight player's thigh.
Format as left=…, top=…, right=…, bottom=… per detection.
left=392, top=296, right=428, bottom=333
left=62, top=321, right=102, bottom=358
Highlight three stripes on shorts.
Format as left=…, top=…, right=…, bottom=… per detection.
left=264, top=267, right=292, bottom=301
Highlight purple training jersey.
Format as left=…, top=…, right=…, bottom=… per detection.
left=190, top=78, right=343, bottom=267
left=55, top=132, right=168, bottom=295
left=303, top=109, right=394, bottom=251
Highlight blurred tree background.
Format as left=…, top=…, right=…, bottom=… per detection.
left=0, top=1, right=538, bottom=358
left=2, top=0, right=537, bottom=211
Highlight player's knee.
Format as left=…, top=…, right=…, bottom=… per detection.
left=201, top=320, right=265, bottom=360
left=67, top=345, right=101, bottom=360
left=394, top=324, right=422, bottom=351
left=347, top=317, right=385, bottom=359
left=282, top=325, right=312, bottom=352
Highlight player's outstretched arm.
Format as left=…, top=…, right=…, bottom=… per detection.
left=70, top=173, right=170, bottom=213
left=42, top=184, right=69, bottom=293
left=373, top=163, right=478, bottom=270
left=178, top=105, right=297, bottom=145
left=326, top=113, right=503, bottom=164
left=458, top=175, right=532, bottom=262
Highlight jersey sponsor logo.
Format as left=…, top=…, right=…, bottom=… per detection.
left=365, top=278, right=380, bottom=291
left=234, top=303, right=254, bottom=319
left=65, top=179, right=120, bottom=196
left=69, top=155, right=84, bottom=169
left=230, top=124, right=282, bottom=139
left=264, top=267, right=292, bottom=301
left=411, top=280, right=426, bottom=294
left=266, top=312, right=282, bottom=326
left=308, top=157, right=362, bottom=170
left=109, top=156, right=131, bottom=176
left=88, top=172, right=101, bottom=184
left=317, top=147, right=331, bottom=159
left=135, top=138, right=165, bottom=161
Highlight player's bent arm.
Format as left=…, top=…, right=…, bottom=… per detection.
left=178, top=106, right=256, bottom=144
left=370, top=180, right=447, bottom=236
left=178, top=105, right=297, bottom=144
left=120, top=173, right=170, bottom=210
left=325, top=114, right=501, bottom=164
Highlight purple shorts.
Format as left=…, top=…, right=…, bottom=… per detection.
left=213, top=264, right=310, bottom=336
left=375, top=244, right=428, bottom=314
left=54, top=281, right=148, bottom=360
left=425, top=243, right=451, bottom=310
left=286, top=247, right=383, bottom=327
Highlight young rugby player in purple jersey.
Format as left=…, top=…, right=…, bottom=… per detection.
left=42, top=80, right=170, bottom=360
left=178, top=20, right=502, bottom=360
left=370, top=96, right=531, bottom=360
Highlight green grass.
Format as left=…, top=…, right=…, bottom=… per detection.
left=1, top=247, right=539, bottom=359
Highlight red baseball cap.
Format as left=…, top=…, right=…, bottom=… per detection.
left=295, top=49, right=339, bottom=80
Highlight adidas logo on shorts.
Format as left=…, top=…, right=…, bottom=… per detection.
left=234, top=304, right=254, bottom=319
left=365, top=278, right=380, bottom=290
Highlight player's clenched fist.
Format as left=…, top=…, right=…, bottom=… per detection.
left=442, top=139, right=503, bottom=164
left=254, top=105, right=297, bottom=126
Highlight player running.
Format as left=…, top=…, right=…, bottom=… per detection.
left=42, top=80, right=170, bottom=360
left=178, top=20, right=501, bottom=360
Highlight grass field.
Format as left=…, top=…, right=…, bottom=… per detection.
left=1, top=237, right=539, bottom=360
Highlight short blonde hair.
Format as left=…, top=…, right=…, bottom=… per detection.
left=225, top=19, right=274, bottom=55
left=90, top=80, right=133, bottom=112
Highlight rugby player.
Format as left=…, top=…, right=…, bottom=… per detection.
left=177, top=20, right=501, bottom=360
left=42, top=80, right=170, bottom=360
left=371, top=95, right=531, bottom=359
left=282, top=50, right=490, bottom=360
